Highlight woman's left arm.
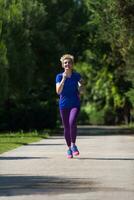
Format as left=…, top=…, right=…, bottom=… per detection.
left=78, top=79, right=84, bottom=94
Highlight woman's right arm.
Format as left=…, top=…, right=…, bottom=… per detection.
left=56, top=74, right=66, bottom=95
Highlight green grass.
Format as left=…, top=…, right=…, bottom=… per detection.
left=0, top=131, right=49, bottom=154
left=120, top=123, right=134, bottom=129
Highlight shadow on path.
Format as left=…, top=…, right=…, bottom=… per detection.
left=0, top=175, right=131, bottom=197
left=28, top=143, right=64, bottom=146
left=0, top=175, right=97, bottom=196
left=76, top=157, right=134, bottom=161
left=0, top=157, right=48, bottom=160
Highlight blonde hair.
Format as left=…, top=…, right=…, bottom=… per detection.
left=60, top=54, right=74, bottom=63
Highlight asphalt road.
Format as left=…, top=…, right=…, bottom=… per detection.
left=0, top=131, right=134, bottom=200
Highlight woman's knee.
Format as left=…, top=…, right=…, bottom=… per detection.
left=69, top=120, right=76, bottom=128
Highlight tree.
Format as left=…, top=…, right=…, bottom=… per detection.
left=75, top=0, right=133, bottom=124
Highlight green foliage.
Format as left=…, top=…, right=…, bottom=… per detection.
left=82, top=103, right=105, bottom=125
left=0, top=41, right=8, bottom=101
left=126, top=90, right=134, bottom=108
left=74, top=0, right=134, bottom=124
left=0, top=0, right=57, bottom=130
left=0, top=0, right=134, bottom=129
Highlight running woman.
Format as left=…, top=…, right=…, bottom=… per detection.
left=56, top=54, right=82, bottom=158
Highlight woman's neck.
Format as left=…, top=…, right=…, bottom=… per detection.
left=65, top=70, right=72, bottom=77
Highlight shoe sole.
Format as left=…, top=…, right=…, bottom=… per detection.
left=67, top=155, right=73, bottom=158
left=73, top=152, right=79, bottom=156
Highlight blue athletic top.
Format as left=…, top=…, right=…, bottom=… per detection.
left=56, top=71, right=81, bottom=109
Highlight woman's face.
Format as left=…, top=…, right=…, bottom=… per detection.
left=62, top=58, right=73, bottom=70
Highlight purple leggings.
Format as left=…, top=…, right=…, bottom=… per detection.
left=60, top=107, right=80, bottom=147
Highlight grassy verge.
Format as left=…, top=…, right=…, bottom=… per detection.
left=0, top=131, right=49, bottom=154
left=120, top=123, right=134, bottom=129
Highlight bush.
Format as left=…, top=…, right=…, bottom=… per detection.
left=103, top=106, right=116, bottom=125
left=81, top=103, right=104, bottom=125
left=80, top=103, right=116, bottom=125
left=77, top=108, right=90, bottom=125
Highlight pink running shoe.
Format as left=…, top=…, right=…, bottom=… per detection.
left=71, top=145, right=79, bottom=156
left=67, top=149, right=73, bottom=158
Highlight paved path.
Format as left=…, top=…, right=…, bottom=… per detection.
left=0, top=133, right=134, bottom=200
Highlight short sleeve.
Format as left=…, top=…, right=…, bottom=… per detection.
left=76, top=72, right=81, bottom=81
left=56, top=74, right=62, bottom=83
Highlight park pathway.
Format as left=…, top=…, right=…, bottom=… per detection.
left=0, top=127, right=134, bottom=200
